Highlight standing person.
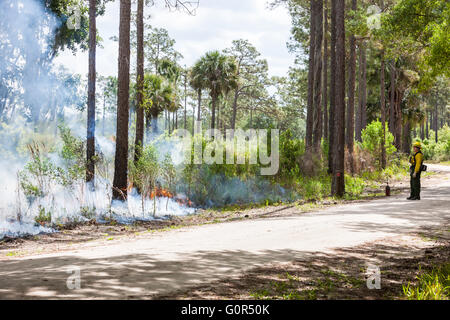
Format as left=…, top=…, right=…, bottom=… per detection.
left=407, top=142, right=424, bottom=200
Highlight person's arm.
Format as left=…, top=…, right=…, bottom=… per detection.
left=414, top=153, right=424, bottom=173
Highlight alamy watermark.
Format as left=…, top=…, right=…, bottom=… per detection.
left=367, top=5, right=382, bottom=31
left=366, top=264, right=381, bottom=290
left=66, top=2, right=82, bottom=30
left=171, top=121, right=279, bottom=176
left=66, top=266, right=81, bottom=290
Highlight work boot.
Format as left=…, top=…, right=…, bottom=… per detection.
left=407, top=196, right=414, bottom=200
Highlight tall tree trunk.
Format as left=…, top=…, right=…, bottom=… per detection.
left=402, top=120, right=411, bottom=153
left=196, top=89, right=202, bottom=133
left=380, top=0, right=386, bottom=168
left=102, top=96, right=106, bottom=136
left=333, top=0, right=345, bottom=197
left=231, top=90, right=239, bottom=131
left=355, top=42, right=362, bottom=142
left=313, top=0, right=323, bottom=152
left=112, top=0, right=131, bottom=201
left=426, top=111, right=429, bottom=139
left=434, top=103, right=438, bottom=142
left=380, top=51, right=386, bottom=169
left=389, top=60, right=396, bottom=136
left=345, top=0, right=356, bottom=172
left=184, top=71, right=187, bottom=130
left=211, top=95, right=216, bottom=130
left=420, top=121, right=425, bottom=140
left=86, top=0, right=96, bottom=184
left=216, top=101, right=220, bottom=130
left=134, top=0, right=144, bottom=164
left=306, top=0, right=316, bottom=150
left=360, top=42, right=367, bottom=131
left=168, top=111, right=171, bottom=133
left=172, top=112, right=175, bottom=132
left=394, top=90, right=403, bottom=150
left=322, top=0, right=328, bottom=142
left=192, top=103, right=196, bottom=135
left=328, top=0, right=337, bottom=180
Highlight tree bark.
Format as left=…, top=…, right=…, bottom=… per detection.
left=402, top=121, right=411, bottom=153
left=389, top=60, right=395, bottom=136
left=322, top=1, right=328, bottom=142
left=211, top=94, right=216, bottom=130
left=420, top=121, right=425, bottom=140
left=332, top=0, right=345, bottom=197
left=86, top=0, right=97, bottom=184
left=380, top=51, right=386, bottom=169
left=196, top=89, right=202, bottom=133
left=313, top=0, right=323, bottom=152
left=134, top=0, right=144, bottom=164
left=361, top=43, right=367, bottom=131
left=231, top=90, right=239, bottom=131
left=216, top=100, right=220, bottom=130
left=355, top=42, right=362, bottom=142
left=345, top=0, right=356, bottom=172
left=306, top=0, right=316, bottom=150
left=112, top=0, right=131, bottom=201
left=184, top=70, right=187, bottom=130
left=434, top=103, right=438, bottom=142
left=328, top=0, right=336, bottom=180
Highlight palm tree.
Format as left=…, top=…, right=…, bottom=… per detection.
left=158, top=58, right=181, bottom=133
left=195, top=51, right=238, bottom=130
left=112, top=0, right=132, bottom=201
left=142, top=74, right=176, bottom=135
left=189, top=60, right=206, bottom=131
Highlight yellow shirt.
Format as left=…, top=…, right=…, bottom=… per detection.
left=410, top=152, right=424, bottom=173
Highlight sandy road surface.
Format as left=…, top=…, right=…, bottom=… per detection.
left=0, top=165, right=449, bottom=299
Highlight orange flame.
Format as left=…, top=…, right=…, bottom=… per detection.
left=150, top=188, right=174, bottom=199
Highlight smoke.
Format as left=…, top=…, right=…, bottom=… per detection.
left=0, top=0, right=196, bottom=240
left=0, top=0, right=297, bottom=241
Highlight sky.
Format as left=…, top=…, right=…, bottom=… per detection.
left=54, top=0, right=296, bottom=78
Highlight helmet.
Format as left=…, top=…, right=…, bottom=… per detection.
left=413, top=141, right=422, bottom=149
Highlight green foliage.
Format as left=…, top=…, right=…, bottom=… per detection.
left=360, top=120, right=397, bottom=167
left=129, top=144, right=159, bottom=195
left=34, top=206, right=52, bottom=225
left=162, top=153, right=177, bottom=209
left=296, top=173, right=330, bottom=201
left=129, top=144, right=160, bottom=215
left=18, top=125, right=88, bottom=203
left=415, top=125, right=450, bottom=161
left=345, top=175, right=365, bottom=197
left=278, top=130, right=304, bottom=181
left=386, top=0, right=450, bottom=78
left=58, top=125, right=86, bottom=186
left=403, top=264, right=450, bottom=300
left=19, top=143, right=57, bottom=203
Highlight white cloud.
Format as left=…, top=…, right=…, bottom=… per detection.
left=54, top=0, right=295, bottom=78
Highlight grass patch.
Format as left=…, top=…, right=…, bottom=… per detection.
left=249, top=269, right=365, bottom=300
left=6, top=251, right=21, bottom=257
left=403, top=263, right=450, bottom=300
left=249, top=272, right=316, bottom=300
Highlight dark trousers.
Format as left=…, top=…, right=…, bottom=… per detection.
left=410, top=171, right=421, bottom=198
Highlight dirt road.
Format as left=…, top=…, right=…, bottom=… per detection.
left=0, top=165, right=449, bottom=299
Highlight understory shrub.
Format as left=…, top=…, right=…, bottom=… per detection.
left=415, top=125, right=450, bottom=161
left=359, top=120, right=397, bottom=168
